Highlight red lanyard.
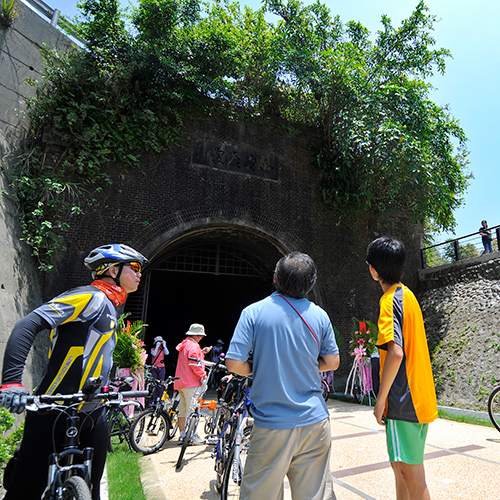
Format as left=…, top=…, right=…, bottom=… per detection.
left=276, top=294, right=319, bottom=346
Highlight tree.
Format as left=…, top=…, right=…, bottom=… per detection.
left=262, top=0, right=470, bottom=231
left=9, top=0, right=470, bottom=268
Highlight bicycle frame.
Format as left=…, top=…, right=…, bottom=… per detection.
left=230, top=388, right=252, bottom=481
left=43, top=405, right=94, bottom=499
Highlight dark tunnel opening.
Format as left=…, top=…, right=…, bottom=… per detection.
left=125, top=237, right=284, bottom=377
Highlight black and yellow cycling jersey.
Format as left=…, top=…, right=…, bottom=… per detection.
left=2, top=284, right=118, bottom=396
left=34, top=285, right=118, bottom=395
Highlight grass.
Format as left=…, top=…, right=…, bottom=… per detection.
left=106, top=443, right=147, bottom=500
left=437, top=408, right=494, bottom=428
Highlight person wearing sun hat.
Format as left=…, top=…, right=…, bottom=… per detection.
left=174, top=324, right=212, bottom=444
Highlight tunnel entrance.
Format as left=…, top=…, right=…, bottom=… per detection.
left=126, top=232, right=284, bottom=376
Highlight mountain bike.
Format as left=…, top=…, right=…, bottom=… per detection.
left=175, top=357, right=224, bottom=470
left=22, top=378, right=148, bottom=500
left=488, top=386, right=500, bottom=431
left=129, top=376, right=180, bottom=454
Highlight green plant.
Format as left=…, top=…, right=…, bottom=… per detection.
left=106, top=445, right=147, bottom=499
left=437, top=409, right=493, bottom=428
left=0, top=0, right=18, bottom=28
left=113, top=314, right=147, bottom=372
left=0, top=409, right=24, bottom=483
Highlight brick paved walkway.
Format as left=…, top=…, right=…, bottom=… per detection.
left=140, top=399, right=500, bottom=499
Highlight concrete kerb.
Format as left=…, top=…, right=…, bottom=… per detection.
left=437, top=404, right=490, bottom=422
left=140, top=455, right=168, bottom=500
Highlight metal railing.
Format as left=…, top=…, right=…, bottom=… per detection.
left=421, top=225, right=500, bottom=269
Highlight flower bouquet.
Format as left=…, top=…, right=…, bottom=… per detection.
left=113, top=314, right=148, bottom=413
left=345, top=320, right=378, bottom=402
left=114, top=313, right=147, bottom=372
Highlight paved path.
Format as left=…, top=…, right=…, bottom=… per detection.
left=140, top=399, right=500, bottom=499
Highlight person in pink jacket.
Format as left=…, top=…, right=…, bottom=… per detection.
left=174, top=323, right=212, bottom=444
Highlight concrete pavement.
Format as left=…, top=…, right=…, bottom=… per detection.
left=139, top=398, right=500, bottom=499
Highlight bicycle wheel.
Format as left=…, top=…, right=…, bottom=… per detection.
left=215, top=423, right=234, bottom=492
left=130, top=408, right=171, bottom=455
left=107, top=406, right=132, bottom=452
left=167, top=393, right=180, bottom=439
left=221, top=432, right=250, bottom=500
left=204, top=412, right=215, bottom=435
left=488, top=386, right=500, bottom=432
left=217, top=407, right=232, bottom=434
left=321, top=379, right=330, bottom=402
left=176, top=416, right=197, bottom=469
left=61, top=475, right=92, bottom=500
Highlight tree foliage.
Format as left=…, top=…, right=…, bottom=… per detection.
left=8, top=0, right=470, bottom=268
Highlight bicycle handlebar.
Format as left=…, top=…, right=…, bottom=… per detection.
left=26, top=390, right=149, bottom=406
left=188, top=356, right=216, bottom=366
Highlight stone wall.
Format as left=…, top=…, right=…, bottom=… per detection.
left=418, top=254, right=500, bottom=408
left=0, top=1, right=75, bottom=388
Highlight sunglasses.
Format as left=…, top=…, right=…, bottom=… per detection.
left=126, top=262, right=142, bottom=273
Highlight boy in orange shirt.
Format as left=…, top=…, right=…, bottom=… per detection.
left=366, top=236, right=437, bottom=500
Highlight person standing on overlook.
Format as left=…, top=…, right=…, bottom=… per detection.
left=0, top=243, right=147, bottom=500
left=479, top=220, right=493, bottom=255
left=226, top=251, right=340, bottom=500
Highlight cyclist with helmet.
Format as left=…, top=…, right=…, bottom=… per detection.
left=0, top=243, right=147, bottom=500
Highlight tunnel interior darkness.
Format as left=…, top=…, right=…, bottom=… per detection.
left=127, top=231, right=284, bottom=377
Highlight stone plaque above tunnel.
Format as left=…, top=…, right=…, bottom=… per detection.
left=192, top=139, right=279, bottom=180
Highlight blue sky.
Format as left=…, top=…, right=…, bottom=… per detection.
left=30, top=0, right=500, bottom=242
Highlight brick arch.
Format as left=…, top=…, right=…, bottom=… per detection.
left=124, top=206, right=325, bottom=321
left=129, top=206, right=304, bottom=260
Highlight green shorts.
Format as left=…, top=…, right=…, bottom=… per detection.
left=386, top=419, right=429, bottom=465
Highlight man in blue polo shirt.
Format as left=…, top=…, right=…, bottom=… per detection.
left=226, top=251, right=340, bottom=500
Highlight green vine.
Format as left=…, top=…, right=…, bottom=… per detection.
left=7, top=0, right=470, bottom=269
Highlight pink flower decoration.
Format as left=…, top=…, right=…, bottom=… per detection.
left=353, top=346, right=366, bottom=357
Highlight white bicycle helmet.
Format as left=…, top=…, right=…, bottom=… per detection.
left=84, top=244, right=148, bottom=281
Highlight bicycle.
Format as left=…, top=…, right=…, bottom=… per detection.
left=175, top=357, right=224, bottom=470
left=488, top=386, right=500, bottom=431
left=129, top=376, right=180, bottom=454
left=106, top=376, right=145, bottom=452
left=22, top=377, right=148, bottom=500
left=219, top=382, right=253, bottom=499
left=212, top=374, right=252, bottom=495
